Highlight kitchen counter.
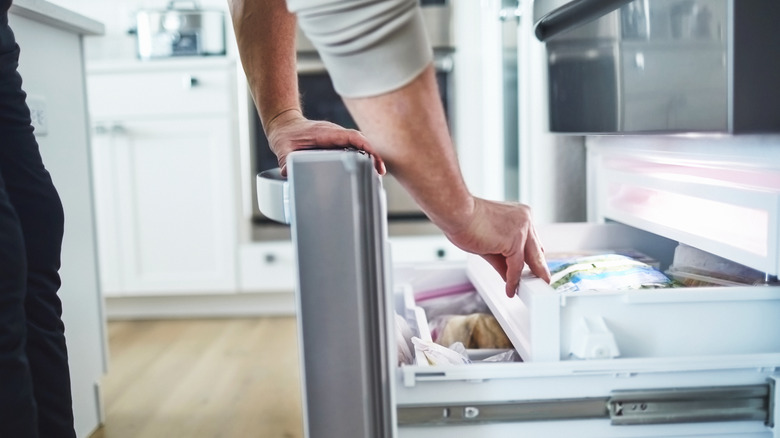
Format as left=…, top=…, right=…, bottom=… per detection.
left=10, top=0, right=103, bottom=35
left=86, top=55, right=235, bottom=74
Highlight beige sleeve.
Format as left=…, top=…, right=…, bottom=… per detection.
left=286, top=0, right=433, bottom=98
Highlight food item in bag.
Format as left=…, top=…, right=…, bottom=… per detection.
left=395, top=313, right=415, bottom=365
left=666, top=243, right=771, bottom=286
left=412, top=337, right=471, bottom=365
left=435, top=313, right=512, bottom=349
left=547, top=253, right=674, bottom=292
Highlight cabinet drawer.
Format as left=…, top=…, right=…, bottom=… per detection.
left=239, top=242, right=297, bottom=292
left=87, top=67, right=232, bottom=118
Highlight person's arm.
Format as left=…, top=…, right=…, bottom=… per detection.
left=227, top=0, right=385, bottom=175
left=228, top=0, right=298, bottom=132
left=230, top=0, right=549, bottom=295
left=344, top=66, right=550, bottom=297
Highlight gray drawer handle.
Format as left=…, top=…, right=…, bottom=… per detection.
left=182, top=75, right=200, bottom=89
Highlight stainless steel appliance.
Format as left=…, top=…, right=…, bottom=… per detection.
left=251, top=1, right=780, bottom=436
left=257, top=147, right=780, bottom=437
left=534, top=0, right=780, bottom=133
left=134, top=1, right=226, bottom=59
left=249, top=2, right=454, bottom=241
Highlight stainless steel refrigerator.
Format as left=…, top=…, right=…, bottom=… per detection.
left=258, top=148, right=779, bottom=437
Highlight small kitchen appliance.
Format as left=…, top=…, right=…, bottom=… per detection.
left=134, top=1, right=225, bottom=59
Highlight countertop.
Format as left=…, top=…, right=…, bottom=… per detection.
left=86, top=56, right=235, bottom=74
left=9, top=0, right=104, bottom=35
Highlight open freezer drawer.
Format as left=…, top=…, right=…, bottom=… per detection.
left=391, top=222, right=780, bottom=435
left=465, top=222, right=780, bottom=363
left=258, top=150, right=780, bottom=438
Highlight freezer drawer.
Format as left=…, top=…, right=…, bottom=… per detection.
left=394, top=254, right=780, bottom=438
left=465, top=222, right=780, bottom=363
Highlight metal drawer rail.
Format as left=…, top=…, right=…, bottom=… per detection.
left=608, top=384, right=771, bottom=426
left=397, top=384, right=772, bottom=427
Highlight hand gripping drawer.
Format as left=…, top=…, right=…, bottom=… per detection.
left=466, top=222, right=780, bottom=363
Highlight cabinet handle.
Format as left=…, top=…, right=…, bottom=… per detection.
left=95, top=124, right=127, bottom=135
left=110, top=124, right=127, bottom=135
left=182, top=75, right=200, bottom=89
left=499, top=7, right=522, bottom=22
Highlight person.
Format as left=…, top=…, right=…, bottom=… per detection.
left=228, top=0, right=551, bottom=296
left=0, top=0, right=76, bottom=436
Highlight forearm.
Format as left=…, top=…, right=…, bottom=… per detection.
left=227, top=0, right=300, bottom=130
left=344, top=66, right=475, bottom=235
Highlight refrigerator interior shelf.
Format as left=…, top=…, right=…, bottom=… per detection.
left=591, top=145, right=780, bottom=276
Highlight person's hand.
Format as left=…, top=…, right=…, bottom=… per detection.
left=265, top=109, right=386, bottom=176
left=442, top=197, right=551, bottom=298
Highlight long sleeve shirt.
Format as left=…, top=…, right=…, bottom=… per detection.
left=286, top=0, right=433, bottom=98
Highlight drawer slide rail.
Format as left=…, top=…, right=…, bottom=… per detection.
left=397, top=384, right=772, bottom=427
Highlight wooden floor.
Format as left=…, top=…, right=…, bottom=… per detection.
left=89, top=318, right=303, bottom=438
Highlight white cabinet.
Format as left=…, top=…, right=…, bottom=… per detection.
left=238, top=241, right=298, bottom=292
left=88, top=60, right=239, bottom=296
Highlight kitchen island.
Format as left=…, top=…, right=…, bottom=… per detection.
left=9, top=2, right=106, bottom=437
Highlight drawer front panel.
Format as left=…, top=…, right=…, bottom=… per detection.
left=88, top=68, right=231, bottom=118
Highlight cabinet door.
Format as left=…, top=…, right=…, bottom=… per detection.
left=91, top=124, right=124, bottom=295
left=93, top=118, right=237, bottom=295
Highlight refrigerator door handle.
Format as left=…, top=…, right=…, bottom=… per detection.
left=534, top=0, right=632, bottom=41
left=256, top=168, right=290, bottom=224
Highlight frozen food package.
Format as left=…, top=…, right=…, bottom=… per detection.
left=412, top=337, right=471, bottom=365
left=667, top=244, right=770, bottom=286
left=433, top=313, right=513, bottom=350
left=395, top=313, right=415, bottom=365
left=415, top=288, right=490, bottom=320
left=547, top=253, right=674, bottom=292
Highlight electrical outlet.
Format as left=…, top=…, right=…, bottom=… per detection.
left=27, top=95, right=48, bottom=136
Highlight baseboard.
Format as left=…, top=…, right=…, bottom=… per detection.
left=104, top=292, right=296, bottom=320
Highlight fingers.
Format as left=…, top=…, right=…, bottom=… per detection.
left=524, top=227, right=551, bottom=284
left=270, top=118, right=386, bottom=176
left=482, top=253, right=519, bottom=298
left=482, top=254, right=508, bottom=282
left=278, top=153, right=289, bottom=177
left=482, top=224, right=549, bottom=298
left=314, top=126, right=386, bottom=175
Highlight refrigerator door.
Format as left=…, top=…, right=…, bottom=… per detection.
left=284, top=150, right=397, bottom=438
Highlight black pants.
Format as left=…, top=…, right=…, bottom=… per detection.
left=0, top=8, right=75, bottom=438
